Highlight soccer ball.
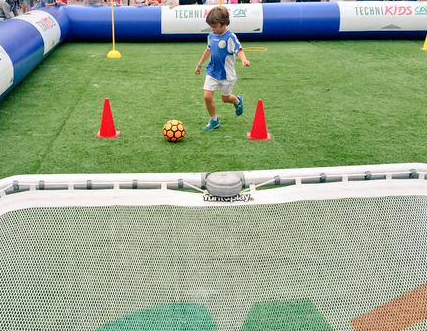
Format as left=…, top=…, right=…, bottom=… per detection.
left=163, top=119, right=186, bottom=142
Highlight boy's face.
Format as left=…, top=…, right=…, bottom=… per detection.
left=210, top=23, right=227, bottom=35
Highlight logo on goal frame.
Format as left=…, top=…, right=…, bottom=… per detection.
left=203, top=193, right=252, bottom=203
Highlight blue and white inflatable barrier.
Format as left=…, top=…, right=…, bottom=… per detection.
left=0, top=8, right=69, bottom=102
left=1, top=2, right=427, bottom=101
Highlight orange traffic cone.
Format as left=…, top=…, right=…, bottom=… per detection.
left=247, top=99, right=271, bottom=140
left=97, top=98, right=120, bottom=139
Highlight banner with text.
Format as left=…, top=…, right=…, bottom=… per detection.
left=339, top=1, right=427, bottom=31
left=161, top=4, right=263, bottom=34
left=16, top=10, right=61, bottom=55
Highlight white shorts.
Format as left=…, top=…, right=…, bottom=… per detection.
left=203, top=75, right=237, bottom=96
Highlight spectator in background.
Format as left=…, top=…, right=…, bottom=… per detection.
left=85, top=0, right=103, bottom=6
left=145, top=0, right=161, bottom=5
left=133, top=0, right=178, bottom=6
left=18, top=0, right=28, bottom=12
left=178, top=0, right=203, bottom=5
left=0, top=0, right=19, bottom=19
left=161, top=0, right=177, bottom=5
left=40, top=0, right=66, bottom=7
left=132, top=0, right=160, bottom=5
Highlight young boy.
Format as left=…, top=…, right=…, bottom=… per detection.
left=195, top=6, right=250, bottom=131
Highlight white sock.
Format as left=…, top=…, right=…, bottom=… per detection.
left=211, top=115, right=218, bottom=121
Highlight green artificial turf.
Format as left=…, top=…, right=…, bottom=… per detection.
left=97, top=304, right=217, bottom=331
left=241, top=300, right=332, bottom=331
left=96, top=301, right=331, bottom=331
left=0, top=41, right=426, bottom=177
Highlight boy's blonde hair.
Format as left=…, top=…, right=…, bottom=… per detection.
left=206, top=6, right=230, bottom=26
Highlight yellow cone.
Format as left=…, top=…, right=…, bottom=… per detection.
left=107, top=49, right=122, bottom=59
left=422, top=37, right=427, bottom=52
left=107, top=0, right=121, bottom=59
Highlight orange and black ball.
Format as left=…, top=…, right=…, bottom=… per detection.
left=163, top=120, right=186, bottom=142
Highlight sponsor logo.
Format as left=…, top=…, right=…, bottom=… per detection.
left=203, top=193, right=252, bottom=203
left=174, top=7, right=248, bottom=20
left=175, top=9, right=210, bottom=19
left=415, top=6, right=427, bottom=15
left=35, top=16, right=57, bottom=32
left=232, top=8, right=247, bottom=18
left=354, top=5, right=427, bottom=16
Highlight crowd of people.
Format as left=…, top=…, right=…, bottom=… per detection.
left=0, top=0, right=22, bottom=20
left=0, top=0, right=67, bottom=20
left=85, top=0, right=270, bottom=7
left=0, top=0, right=295, bottom=21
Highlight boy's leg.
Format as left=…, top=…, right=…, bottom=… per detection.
left=222, top=94, right=244, bottom=116
left=203, top=90, right=220, bottom=131
left=221, top=94, right=238, bottom=105
left=204, top=90, right=216, bottom=118
left=221, top=81, right=244, bottom=116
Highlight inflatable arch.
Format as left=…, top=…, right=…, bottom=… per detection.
left=0, top=2, right=426, bottom=101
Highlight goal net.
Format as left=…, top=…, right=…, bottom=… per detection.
left=1, top=163, right=427, bottom=331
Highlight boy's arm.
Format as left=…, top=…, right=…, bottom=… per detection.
left=237, top=49, right=250, bottom=67
left=195, top=48, right=211, bottom=75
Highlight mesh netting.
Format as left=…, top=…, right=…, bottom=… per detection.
left=1, top=196, right=427, bottom=331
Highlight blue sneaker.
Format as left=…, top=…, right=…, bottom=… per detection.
left=203, top=117, right=220, bottom=131
left=235, top=95, right=244, bottom=116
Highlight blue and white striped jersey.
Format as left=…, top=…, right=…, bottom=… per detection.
left=206, top=30, right=242, bottom=81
